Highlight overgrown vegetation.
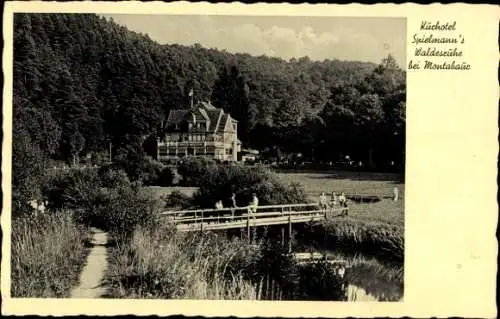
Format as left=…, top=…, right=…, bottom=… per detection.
left=105, top=223, right=347, bottom=300
left=42, top=167, right=161, bottom=234
left=105, top=225, right=259, bottom=299
left=296, top=217, right=403, bottom=264
left=11, top=211, right=90, bottom=297
left=191, top=162, right=309, bottom=208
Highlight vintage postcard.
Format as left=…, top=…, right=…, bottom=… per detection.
left=1, top=1, right=498, bottom=318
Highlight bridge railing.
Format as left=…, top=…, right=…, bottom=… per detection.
left=159, top=202, right=347, bottom=226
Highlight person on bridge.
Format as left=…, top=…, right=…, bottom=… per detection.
left=230, top=193, right=238, bottom=219
left=215, top=200, right=223, bottom=210
left=248, top=193, right=259, bottom=216
left=331, top=192, right=338, bottom=206
left=319, top=192, right=329, bottom=213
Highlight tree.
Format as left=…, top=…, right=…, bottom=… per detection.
left=69, top=131, right=85, bottom=166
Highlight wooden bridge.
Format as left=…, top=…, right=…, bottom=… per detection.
left=159, top=203, right=347, bottom=233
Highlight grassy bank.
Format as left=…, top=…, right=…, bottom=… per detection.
left=11, top=211, right=90, bottom=297
left=104, top=224, right=259, bottom=299
left=296, top=212, right=403, bottom=264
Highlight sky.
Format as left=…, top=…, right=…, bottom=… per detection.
left=102, top=14, right=406, bottom=66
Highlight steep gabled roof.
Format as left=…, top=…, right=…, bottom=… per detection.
left=164, top=102, right=228, bottom=133
left=165, top=109, right=190, bottom=129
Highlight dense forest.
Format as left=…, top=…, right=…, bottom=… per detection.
left=12, top=13, right=405, bottom=184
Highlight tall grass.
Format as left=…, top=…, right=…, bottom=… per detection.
left=11, top=211, right=90, bottom=297
left=105, top=224, right=259, bottom=299
left=296, top=216, right=403, bottom=264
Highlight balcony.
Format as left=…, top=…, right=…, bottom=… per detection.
left=158, top=141, right=224, bottom=148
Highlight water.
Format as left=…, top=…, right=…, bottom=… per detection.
left=320, top=249, right=403, bottom=301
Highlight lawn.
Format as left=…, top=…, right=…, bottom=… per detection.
left=147, top=170, right=405, bottom=225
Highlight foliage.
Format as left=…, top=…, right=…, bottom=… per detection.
left=11, top=211, right=89, bottom=297
left=105, top=225, right=258, bottom=299
left=164, top=190, right=192, bottom=209
left=42, top=167, right=160, bottom=234
left=192, top=164, right=309, bottom=208
left=296, top=218, right=404, bottom=264
left=176, top=157, right=217, bottom=186
left=297, top=261, right=347, bottom=301
left=12, top=127, right=45, bottom=217
left=14, top=13, right=405, bottom=172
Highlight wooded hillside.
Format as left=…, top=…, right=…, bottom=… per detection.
left=13, top=13, right=405, bottom=172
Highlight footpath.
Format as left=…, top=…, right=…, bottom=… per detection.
left=70, top=228, right=109, bottom=298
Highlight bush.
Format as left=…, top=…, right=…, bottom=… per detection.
left=139, top=156, right=166, bottom=186
left=76, top=184, right=160, bottom=235
left=193, top=164, right=308, bottom=208
left=156, top=167, right=175, bottom=186
left=99, top=166, right=131, bottom=188
left=11, top=212, right=89, bottom=297
left=42, top=168, right=102, bottom=212
left=42, top=166, right=160, bottom=234
left=177, top=157, right=217, bottom=186
left=165, top=190, right=192, bottom=209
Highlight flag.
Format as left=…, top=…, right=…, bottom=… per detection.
left=188, top=89, right=193, bottom=97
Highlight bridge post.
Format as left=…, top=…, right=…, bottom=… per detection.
left=281, top=227, right=285, bottom=247
left=288, top=209, right=292, bottom=254
left=200, top=210, right=204, bottom=233
left=246, top=211, right=250, bottom=243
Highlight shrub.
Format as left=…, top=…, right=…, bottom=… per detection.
left=193, top=164, right=308, bottom=208
left=99, top=166, right=131, bottom=188
left=42, top=166, right=160, bottom=234
left=42, top=168, right=102, bottom=212
left=177, top=157, right=216, bottom=186
left=139, top=156, right=166, bottom=186
left=165, top=190, right=192, bottom=209
left=11, top=211, right=89, bottom=297
left=156, top=167, right=175, bottom=187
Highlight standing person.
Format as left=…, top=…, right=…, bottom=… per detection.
left=248, top=193, right=259, bottom=217
left=331, top=192, right=338, bottom=206
left=319, top=192, right=329, bottom=213
left=338, top=192, right=348, bottom=216
left=215, top=200, right=223, bottom=210
left=215, top=200, right=223, bottom=219
left=230, top=193, right=238, bottom=219
left=393, top=187, right=399, bottom=201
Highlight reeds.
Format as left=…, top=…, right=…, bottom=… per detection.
left=11, top=211, right=90, bottom=297
left=105, top=224, right=259, bottom=299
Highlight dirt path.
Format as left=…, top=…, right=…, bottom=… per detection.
left=70, top=228, right=109, bottom=298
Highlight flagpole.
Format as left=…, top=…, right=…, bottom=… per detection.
left=189, top=88, right=194, bottom=109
